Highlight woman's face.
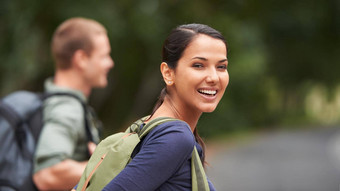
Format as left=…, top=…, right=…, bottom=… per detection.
left=170, top=34, right=229, bottom=114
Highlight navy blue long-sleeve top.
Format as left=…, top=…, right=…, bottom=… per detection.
left=102, top=120, right=216, bottom=191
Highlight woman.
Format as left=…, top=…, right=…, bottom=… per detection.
left=103, top=23, right=229, bottom=191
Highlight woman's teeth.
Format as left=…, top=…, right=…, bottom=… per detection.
left=198, top=89, right=217, bottom=96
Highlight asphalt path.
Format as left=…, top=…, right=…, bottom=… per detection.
left=206, top=127, right=340, bottom=191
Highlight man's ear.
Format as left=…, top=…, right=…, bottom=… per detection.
left=72, top=49, right=88, bottom=70
left=160, top=62, right=174, bottom=86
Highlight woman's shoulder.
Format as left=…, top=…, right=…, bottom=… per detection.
left=144, top=119, right=195, bottom=150
left=151, top=120, right=193, bottom=136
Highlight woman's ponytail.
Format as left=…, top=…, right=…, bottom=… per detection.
left=148, top=88, right=167, bottom=119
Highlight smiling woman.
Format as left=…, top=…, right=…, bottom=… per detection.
left=102, top=24, right=228, bottom=191
left=167, top=33, right=229, bottom=114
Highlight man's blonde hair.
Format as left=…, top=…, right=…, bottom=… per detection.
left=51, top=17, right=107, bottom=70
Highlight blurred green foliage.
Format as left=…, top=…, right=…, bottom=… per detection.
left=0, top=0, right=339, bottom=137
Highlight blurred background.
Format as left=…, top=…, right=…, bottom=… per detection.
left=1, top=0, right=339, bottom=190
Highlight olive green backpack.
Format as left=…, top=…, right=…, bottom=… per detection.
left=76, top=116, right=210, bottom=191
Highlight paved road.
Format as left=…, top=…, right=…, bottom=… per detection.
left=206, top=127, right=340, bottom=191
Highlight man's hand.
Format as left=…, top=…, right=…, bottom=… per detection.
left=87, top=141, right=97, bottom=155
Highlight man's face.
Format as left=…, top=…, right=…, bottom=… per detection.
left=83, top=34, right=114, bottom=88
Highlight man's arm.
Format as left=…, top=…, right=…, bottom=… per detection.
left=33, top=159, right=87, bottom=191
left=33, top=142, right=96, bottom=191
left=34, top=96, right=97, bottom=190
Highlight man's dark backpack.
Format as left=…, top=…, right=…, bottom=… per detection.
left=0, top=91, right=94, bottom=191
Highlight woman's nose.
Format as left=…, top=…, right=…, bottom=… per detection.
left=206, top=68, right=218, bottom=83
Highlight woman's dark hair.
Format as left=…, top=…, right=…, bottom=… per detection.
left=163, top=23, right=227, bottom=69
left=151, top=23, right=227, bottom=166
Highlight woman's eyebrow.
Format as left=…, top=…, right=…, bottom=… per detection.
left=192, top=56, right=207, bottom=61
left=192, top=57, right=228, bottom=63
left=219, top=58, right=228, bottom=63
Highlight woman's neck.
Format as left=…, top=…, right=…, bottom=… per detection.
left=151, top=96, right=201, bottom=132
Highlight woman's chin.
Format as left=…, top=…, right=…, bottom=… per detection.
left=201, top=106, right=218, bottom=113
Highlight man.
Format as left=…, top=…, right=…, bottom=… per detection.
left=33, top=17, right=114, bottom=190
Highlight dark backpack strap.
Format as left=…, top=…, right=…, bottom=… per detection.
left=41, top=92, right=94, bottom=143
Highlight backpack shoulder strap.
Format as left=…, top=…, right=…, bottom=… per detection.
left=138, top=117, right=178, bottom=138
left=42, top=92, right=94, bottom=143
left=191, top=146, right=210, bottom=191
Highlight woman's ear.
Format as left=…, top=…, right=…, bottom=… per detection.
left=160, top=62, right=174, bottom=86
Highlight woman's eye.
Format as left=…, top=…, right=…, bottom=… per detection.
left=217, top=64, right=227, bottom=70
left=192, top=63, right=203, bottom=68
